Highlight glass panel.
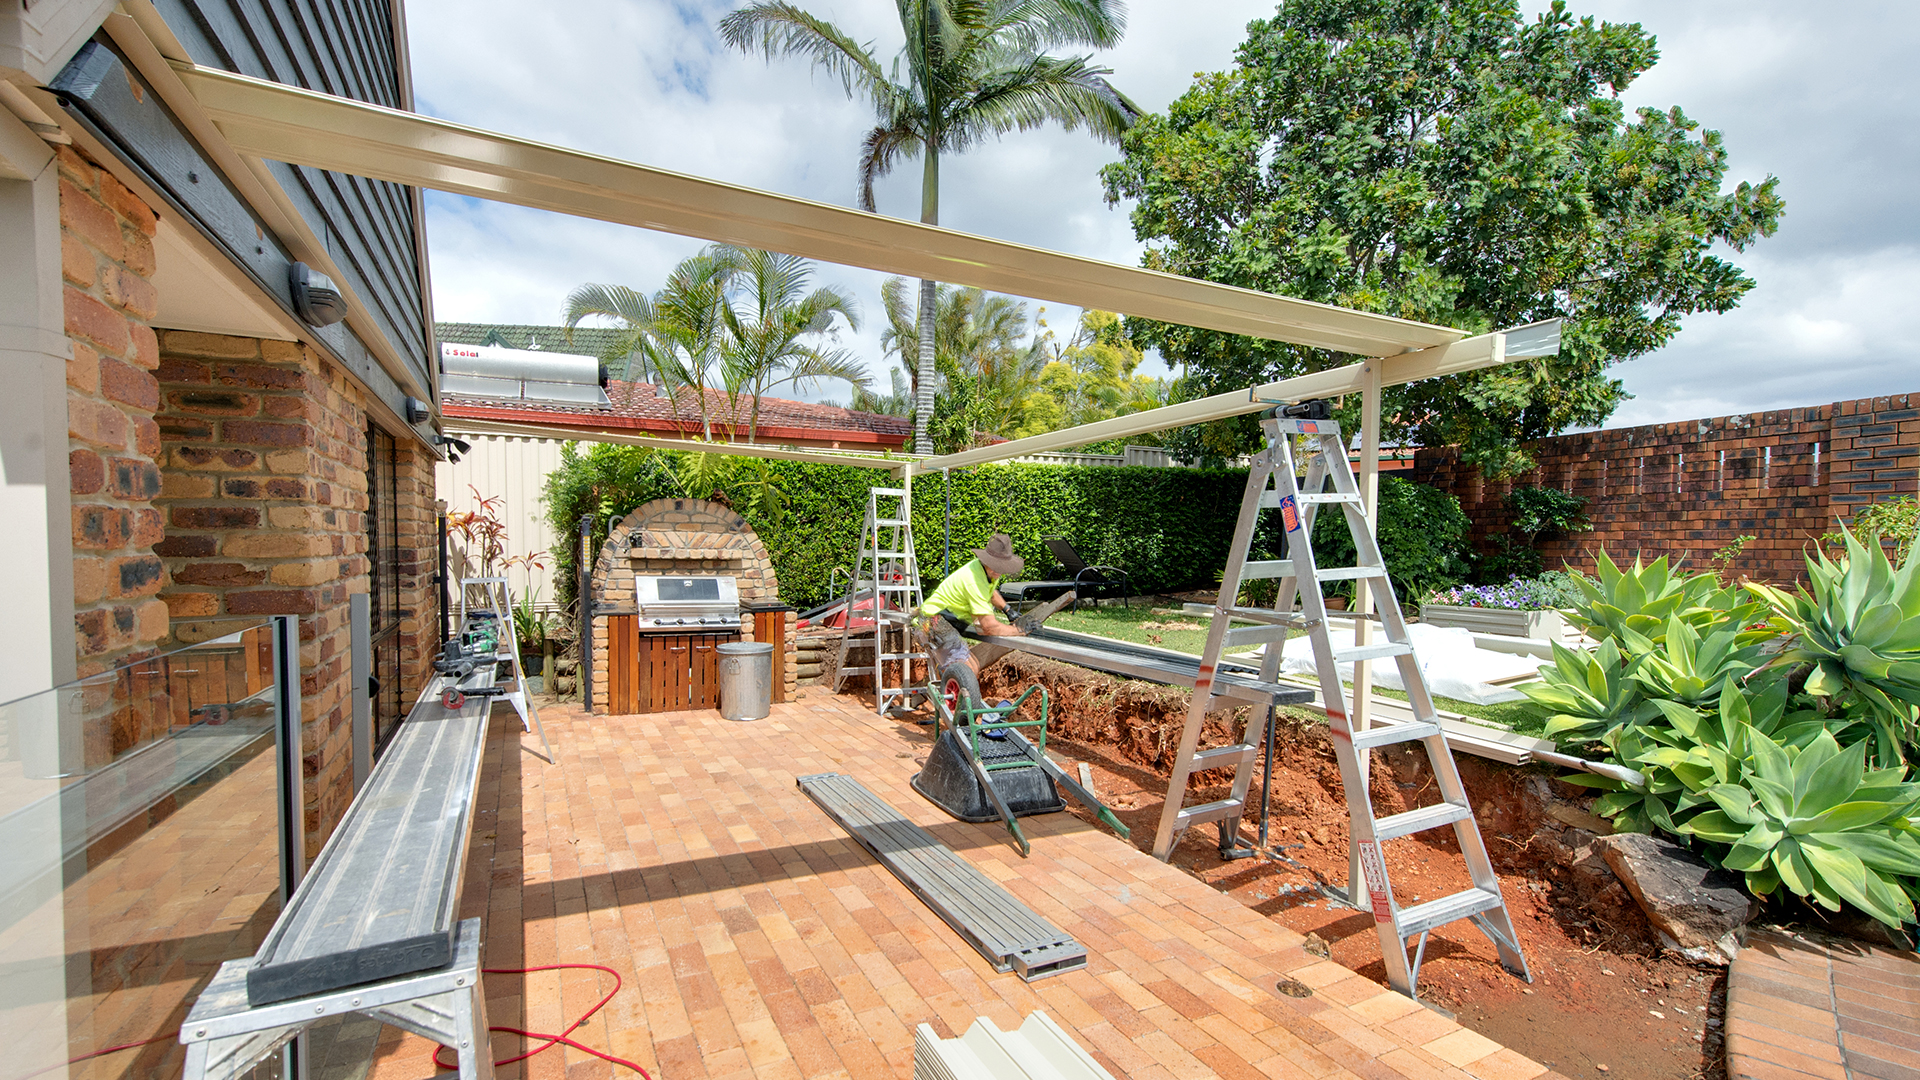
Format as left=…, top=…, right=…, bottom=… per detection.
left=659, top=579, right=720, bottom=601
left=0, top=623, right=285, bottom=1080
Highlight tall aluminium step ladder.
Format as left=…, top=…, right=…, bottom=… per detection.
left=1150, top=411, right=1530, bottom=999
left=458, top=576, right=554, bottom=760
left=831, top=487, right=928, bottom=714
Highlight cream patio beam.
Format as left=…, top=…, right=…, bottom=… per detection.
left=909, top=320, right=1558, bottom=473
left=171, top=63, right=1464, bottom=359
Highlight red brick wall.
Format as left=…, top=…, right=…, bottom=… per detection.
left=153, top=331, right=435, bottom=855
left=59, top=146, right=167, bottom=677
left=1410, top=394, right=1918, bottom=584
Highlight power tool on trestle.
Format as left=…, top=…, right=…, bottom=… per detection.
left=432, top=637, right=509, bottom=709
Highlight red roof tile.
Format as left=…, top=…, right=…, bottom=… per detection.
left=443, top=380, right=911, bottom=448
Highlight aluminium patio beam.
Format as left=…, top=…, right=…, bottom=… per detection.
left=169, top=63, right=1464, bottom=360
left=443, top=418, right=908, bottom=470
left=908, top=323, right=1546, bottom=474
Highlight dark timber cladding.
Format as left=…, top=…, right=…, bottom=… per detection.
left=151, top=0, right=431, bottom=394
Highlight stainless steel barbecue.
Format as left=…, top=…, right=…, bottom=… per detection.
left=632, top=575, right=742, bottom=632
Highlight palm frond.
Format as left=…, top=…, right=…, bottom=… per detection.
left=718, top=2, right=894, bottom=102
left=950, top=54, right=1139, bottom=147
left=858, top=121, right=924, bottom=212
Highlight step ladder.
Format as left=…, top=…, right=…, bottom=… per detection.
left=831, top=487, right=928, bottom=714
left=1150, top=412, right=1530, bottom=999
left=458, top=576, right=554, bottom=760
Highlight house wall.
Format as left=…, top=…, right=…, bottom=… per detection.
left=59, top=144, right=168, bottom=678
left=153, top=329, right=437, bottom=854
left=1410, top=393, right=1919, bottom=583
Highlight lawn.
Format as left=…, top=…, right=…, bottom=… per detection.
left=1038, top=598, right=1552, bottom=736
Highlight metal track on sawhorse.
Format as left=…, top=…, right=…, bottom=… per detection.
left=797, top=773, right=1085, bottom=981
left=244, top=668, right=494, bottom=1005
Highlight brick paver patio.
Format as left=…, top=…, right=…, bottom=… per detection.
left=361, top=692, right=1566, bottom=1080
left=1725, top=928, right=1920, bottom=1080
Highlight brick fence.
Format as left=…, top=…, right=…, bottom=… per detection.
left=1410, top=394, right=1919, bottom=584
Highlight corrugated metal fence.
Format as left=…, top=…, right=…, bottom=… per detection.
left=437, top=433, right=566, bottom=609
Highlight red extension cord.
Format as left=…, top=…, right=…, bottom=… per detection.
left=24, top=963, right=653, bottom=1080
left=430, top=963, right=655, bottom=1079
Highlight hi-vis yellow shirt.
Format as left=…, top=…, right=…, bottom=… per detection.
left=921, top=559, right=995, bottom=621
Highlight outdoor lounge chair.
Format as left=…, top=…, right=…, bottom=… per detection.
left=997, top=537, right=1130, bottom=611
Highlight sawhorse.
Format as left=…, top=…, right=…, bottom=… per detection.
left=180, top=919, right=492, bottom=1080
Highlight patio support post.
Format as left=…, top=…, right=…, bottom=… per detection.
left=1352, top=361, right=1381, bottom=731
left=579, top=513, right=593, bottom=712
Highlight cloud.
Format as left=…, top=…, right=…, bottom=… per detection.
left=409, top=1, right=1919, bottom=419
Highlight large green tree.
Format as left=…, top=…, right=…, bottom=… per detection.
left=721, top=0, right=1139, bottom=455
left=1100, top=0, right=1783, bottom=473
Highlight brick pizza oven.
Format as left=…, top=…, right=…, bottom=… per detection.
left=589, top=499, right=796, bottom=713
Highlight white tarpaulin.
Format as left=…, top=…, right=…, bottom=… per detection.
left=1269, top=622, right=1548, bottom=705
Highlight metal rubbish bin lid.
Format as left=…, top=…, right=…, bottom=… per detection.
left=717, top=641, right=775, bottom=721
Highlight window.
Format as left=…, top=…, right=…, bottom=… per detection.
left=366, top=424, right=405, bottom=749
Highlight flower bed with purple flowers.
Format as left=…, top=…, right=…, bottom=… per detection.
left=1421, top=571, right=1585, bottom=611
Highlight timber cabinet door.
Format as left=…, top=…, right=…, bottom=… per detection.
left=636, top=632, right=741, bottom=713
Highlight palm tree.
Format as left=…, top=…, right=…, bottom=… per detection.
left=721, top=0, right=1139, bottom=455
left=716, top=248, right=868, bottom=442
left=565, top=250, right=735, bottom=439
left=878, top=276, right=1045, bottom=441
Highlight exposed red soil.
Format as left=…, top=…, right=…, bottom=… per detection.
left=965, top=651, right=1730, bottom=1080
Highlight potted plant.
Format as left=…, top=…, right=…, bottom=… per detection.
left=1419, top=572, right=1584, bottom=639
left=512, top=588, right=551, bottom=675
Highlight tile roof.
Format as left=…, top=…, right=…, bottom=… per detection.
left=445, top=378, right=911, bottom=445
left=435, top=321, right=633, bottom=360
left=436, top=322, right=909, bottom=447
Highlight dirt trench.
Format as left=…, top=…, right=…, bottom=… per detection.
left=975, top=651, right=1729, bottom=1080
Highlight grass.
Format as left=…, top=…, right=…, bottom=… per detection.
left=1034, top=596, right=1553, bottom=735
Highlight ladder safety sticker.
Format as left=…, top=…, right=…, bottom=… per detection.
left=1358, top=841, right=1393, bottom=923
left=1279, top=495, right=1301, bottom=533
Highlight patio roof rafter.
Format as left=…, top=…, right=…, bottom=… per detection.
left=171, top=62, right=1465, bottom=359
left=443, top=418, right=910, bottom=470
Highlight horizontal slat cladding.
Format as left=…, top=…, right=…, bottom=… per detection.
left=797, top=773, right=1085, bottom=981
left=154, top=0, right=428, bottom=390
left=245, top=673, right=490, bottom=1004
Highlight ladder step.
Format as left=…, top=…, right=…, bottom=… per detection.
left=1349, top=720, right=1443, bottom=751
left=1371, top=802, right=1475, bottom=841
left=1239, top=559, right=1294, bottom=580
left=1296, top=493, right=1362, bottom=504
left=1173, top=799, right=1243, bottom=827
left=1224, top=623, right=1295, bottom=648
left=1332, top=642, right=1414, bottom=663
left=1315, top=566, right=1388, bottom=581
left=875, top=518, right=909, bottom=526
left=1220, top=605, right=1298, bottom=626
left=871, top=488, right=906, bottom=497
left=876, top=653, right=926, bottom=661
left=1190, top=743, right=1256, bottom=768
left=1394, top=887, right=1506, bottom=938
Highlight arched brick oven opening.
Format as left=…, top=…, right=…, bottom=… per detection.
left=588, top=499, right=796, bottom=713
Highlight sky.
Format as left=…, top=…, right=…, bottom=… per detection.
left=405, top=0, right=1920, bottom=430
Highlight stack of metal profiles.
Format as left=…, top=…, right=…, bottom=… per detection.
left=913, top=1011, right=1115, bottom=1080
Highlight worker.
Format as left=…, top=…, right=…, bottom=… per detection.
left=913, top=533, right=1025, bottom=693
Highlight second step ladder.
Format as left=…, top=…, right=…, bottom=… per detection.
left=832, top=486, right=928, bottom=714
left=1152, top=409, right=1530, bottom=999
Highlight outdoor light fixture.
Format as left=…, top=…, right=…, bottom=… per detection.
left=433, top=433, right=471, bottom=463
left=404, top=397, right=431, bottom=424
left=288, top=262, right=346, bottom=327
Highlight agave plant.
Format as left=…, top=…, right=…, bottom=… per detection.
left=1748, top=526, right=1920, bottom=765
left=1625, top=615, right=1768, bottom=708
left=1523, top=638, right=1658, bottom=743
left=1569, top=552, right=1745, bottom=645
left=1679, top=723, right=1920, bottom=929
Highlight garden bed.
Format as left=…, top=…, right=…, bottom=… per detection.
left=970, top=652, right=1729, bottom=1079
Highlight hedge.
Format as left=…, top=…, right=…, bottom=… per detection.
left=542, top=444, right=1470, bottom=616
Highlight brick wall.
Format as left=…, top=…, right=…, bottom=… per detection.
left=1410, top=394, right=1918, bottom=583
left=153, top=331, right=435, bottom=855
left=394, top=440, right=439, bottom=710
left=59, top=145, right=167, bottom=678
left=588, top=498, right=788, bottom=713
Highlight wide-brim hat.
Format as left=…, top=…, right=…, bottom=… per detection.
left=974, top=533, right=1024, bottom=578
